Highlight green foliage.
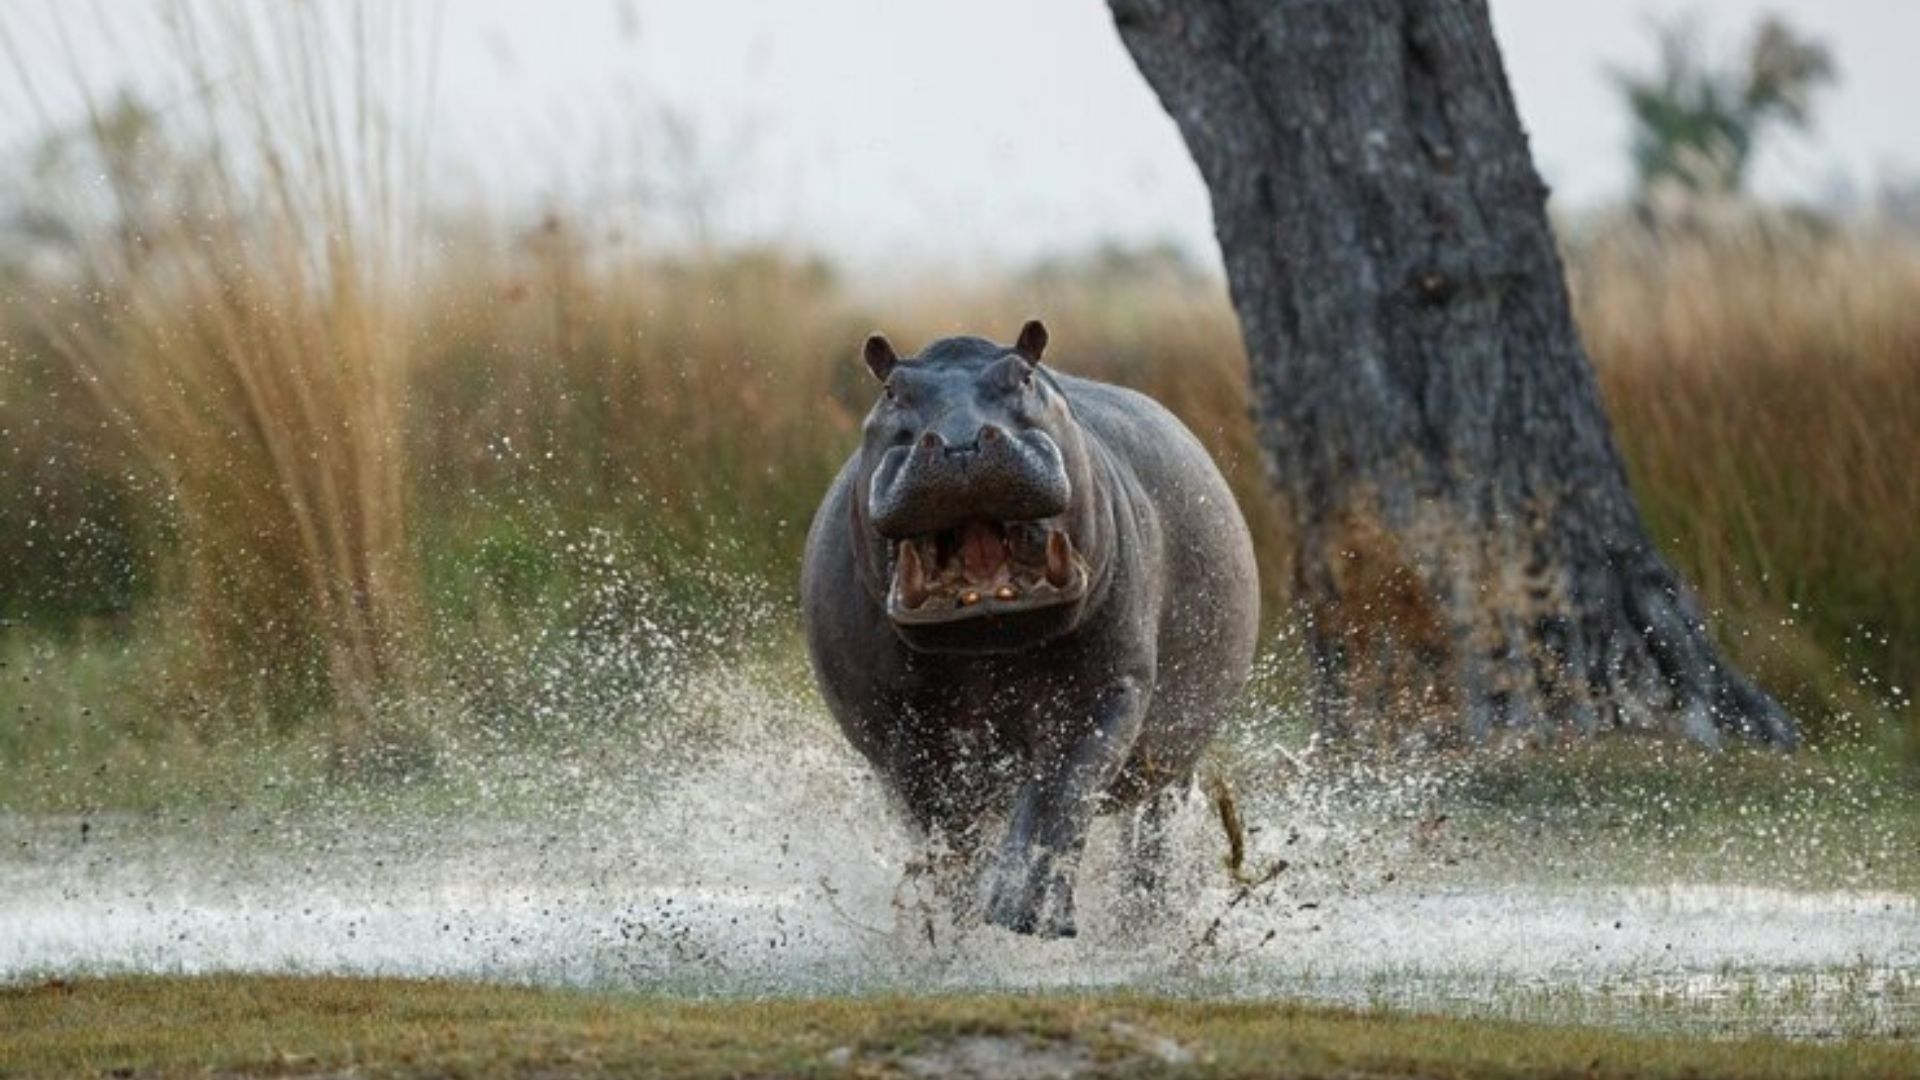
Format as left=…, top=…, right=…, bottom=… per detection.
left=1613, top=16, right=1834, bottom=197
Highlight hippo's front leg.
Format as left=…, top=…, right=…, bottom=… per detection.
left=984, top=677, right=1147, bottom=938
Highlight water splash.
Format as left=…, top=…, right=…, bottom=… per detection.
left=2, top=565, right=1916, bottom=1040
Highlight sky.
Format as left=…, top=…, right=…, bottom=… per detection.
left=4, top=0, right=1917, bottom=271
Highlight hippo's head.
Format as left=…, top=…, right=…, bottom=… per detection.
left=853, top=320, right=1098, bottom=652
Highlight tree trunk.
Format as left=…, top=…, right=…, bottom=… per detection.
left=1109, top=0, right=1794, bottom=748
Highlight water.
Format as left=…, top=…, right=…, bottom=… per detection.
left=2, top=664, right=1915, bottom=1041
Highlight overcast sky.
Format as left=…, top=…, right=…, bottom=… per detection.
left=4, top=1, right=1916, bottom=270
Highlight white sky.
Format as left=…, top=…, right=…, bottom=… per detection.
left=3, top=1, right=1916, bottom=270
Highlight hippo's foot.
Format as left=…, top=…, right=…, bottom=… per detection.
left=983, top=852, right=1077, bottom=939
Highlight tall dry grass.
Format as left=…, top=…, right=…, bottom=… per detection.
left=391, top=217, right=1915, bottom=735
left=394, top=239, right=1291, bottom=630
left=7, top=206, right=1916, bottom=741
left=4, top=7, right=431, bottom=730
left=1572, top=218, right=1920, bottom=719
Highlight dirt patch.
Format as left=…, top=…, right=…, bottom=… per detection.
left=898, top=1035, right=1092, bottom=1079
left=832, top=1023, right=1196, bottom=1078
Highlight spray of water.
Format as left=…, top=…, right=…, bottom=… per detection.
left=2, top=551, right=1915, bottom=1039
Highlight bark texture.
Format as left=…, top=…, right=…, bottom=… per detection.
left=1110, top=0, right=1794, bottom=747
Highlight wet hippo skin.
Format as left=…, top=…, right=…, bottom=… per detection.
left=801, top=320, right=1259, bottom=938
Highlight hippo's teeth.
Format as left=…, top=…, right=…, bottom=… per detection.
left=897, top=542, right=929, bottom=609
left=994, top=585, right=1018, bottom=601
left=1045, top=530, right=1073, bottom=589
left=1011, top=521, right=1049, bottom=564
left=960, top=590, right=981, bottom=607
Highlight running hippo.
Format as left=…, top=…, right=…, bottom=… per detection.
left=801, top=320, right=1258, bottom=938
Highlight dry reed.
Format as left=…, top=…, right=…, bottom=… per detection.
left=1572, top=217, right=1920, bottom=719
left=5, top=6, right=431, bottom=730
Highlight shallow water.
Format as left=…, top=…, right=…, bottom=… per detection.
left=2, top=675, right=1915, bottom=1041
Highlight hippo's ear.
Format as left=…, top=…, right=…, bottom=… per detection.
left=1014, top=319, right=1049, bottom=366
left=863, top=333, right=899, bottom=382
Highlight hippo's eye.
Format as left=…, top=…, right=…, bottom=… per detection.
left=1000, top=360, right=1034, bottom=393
left=883, top=382, right=896, bottom=401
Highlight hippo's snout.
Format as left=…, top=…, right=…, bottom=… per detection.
left=866, top=425, right=1088, bottom=631
left=867, top=426, right=1070, bottom=540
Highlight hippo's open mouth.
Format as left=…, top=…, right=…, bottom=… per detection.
left=887, top=520, right=1090, bottom=625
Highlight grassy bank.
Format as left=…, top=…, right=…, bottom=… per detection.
left=3, top=976, right=1913, bottom=1079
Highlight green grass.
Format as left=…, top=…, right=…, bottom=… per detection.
left=1430, top=740, right=1920, bottom=891
left=1, top=976, right=1912, bottom=1079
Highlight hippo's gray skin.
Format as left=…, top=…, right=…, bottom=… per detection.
left=801, top=320, right=1258, bottom=938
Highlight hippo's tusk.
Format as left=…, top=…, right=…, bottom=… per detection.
left=1045, top=530, right=1073, bottom=589
left=897, top=542, right=929, bottom=609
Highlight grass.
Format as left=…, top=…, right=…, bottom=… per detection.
left=4, top=10, right=425, bottom=740
left=1430, top=739, right=1920, bottom=892
left=1, top=975, right=1913, bottom=1079
left=7, top=212, right=1914, bottom=746
left=6, top=227, right=1912, bottom=748
left=1572, top=217, right=1920, bottom=723
left=0, top=4, right=1914, bottom=769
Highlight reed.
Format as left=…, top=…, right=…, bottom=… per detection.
left=1572, top=217, right=1920, bottom=724
left=5, top=6, right=429, bottom=733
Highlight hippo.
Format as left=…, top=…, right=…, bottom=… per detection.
left=801, top=320, right=1258, bottom=938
